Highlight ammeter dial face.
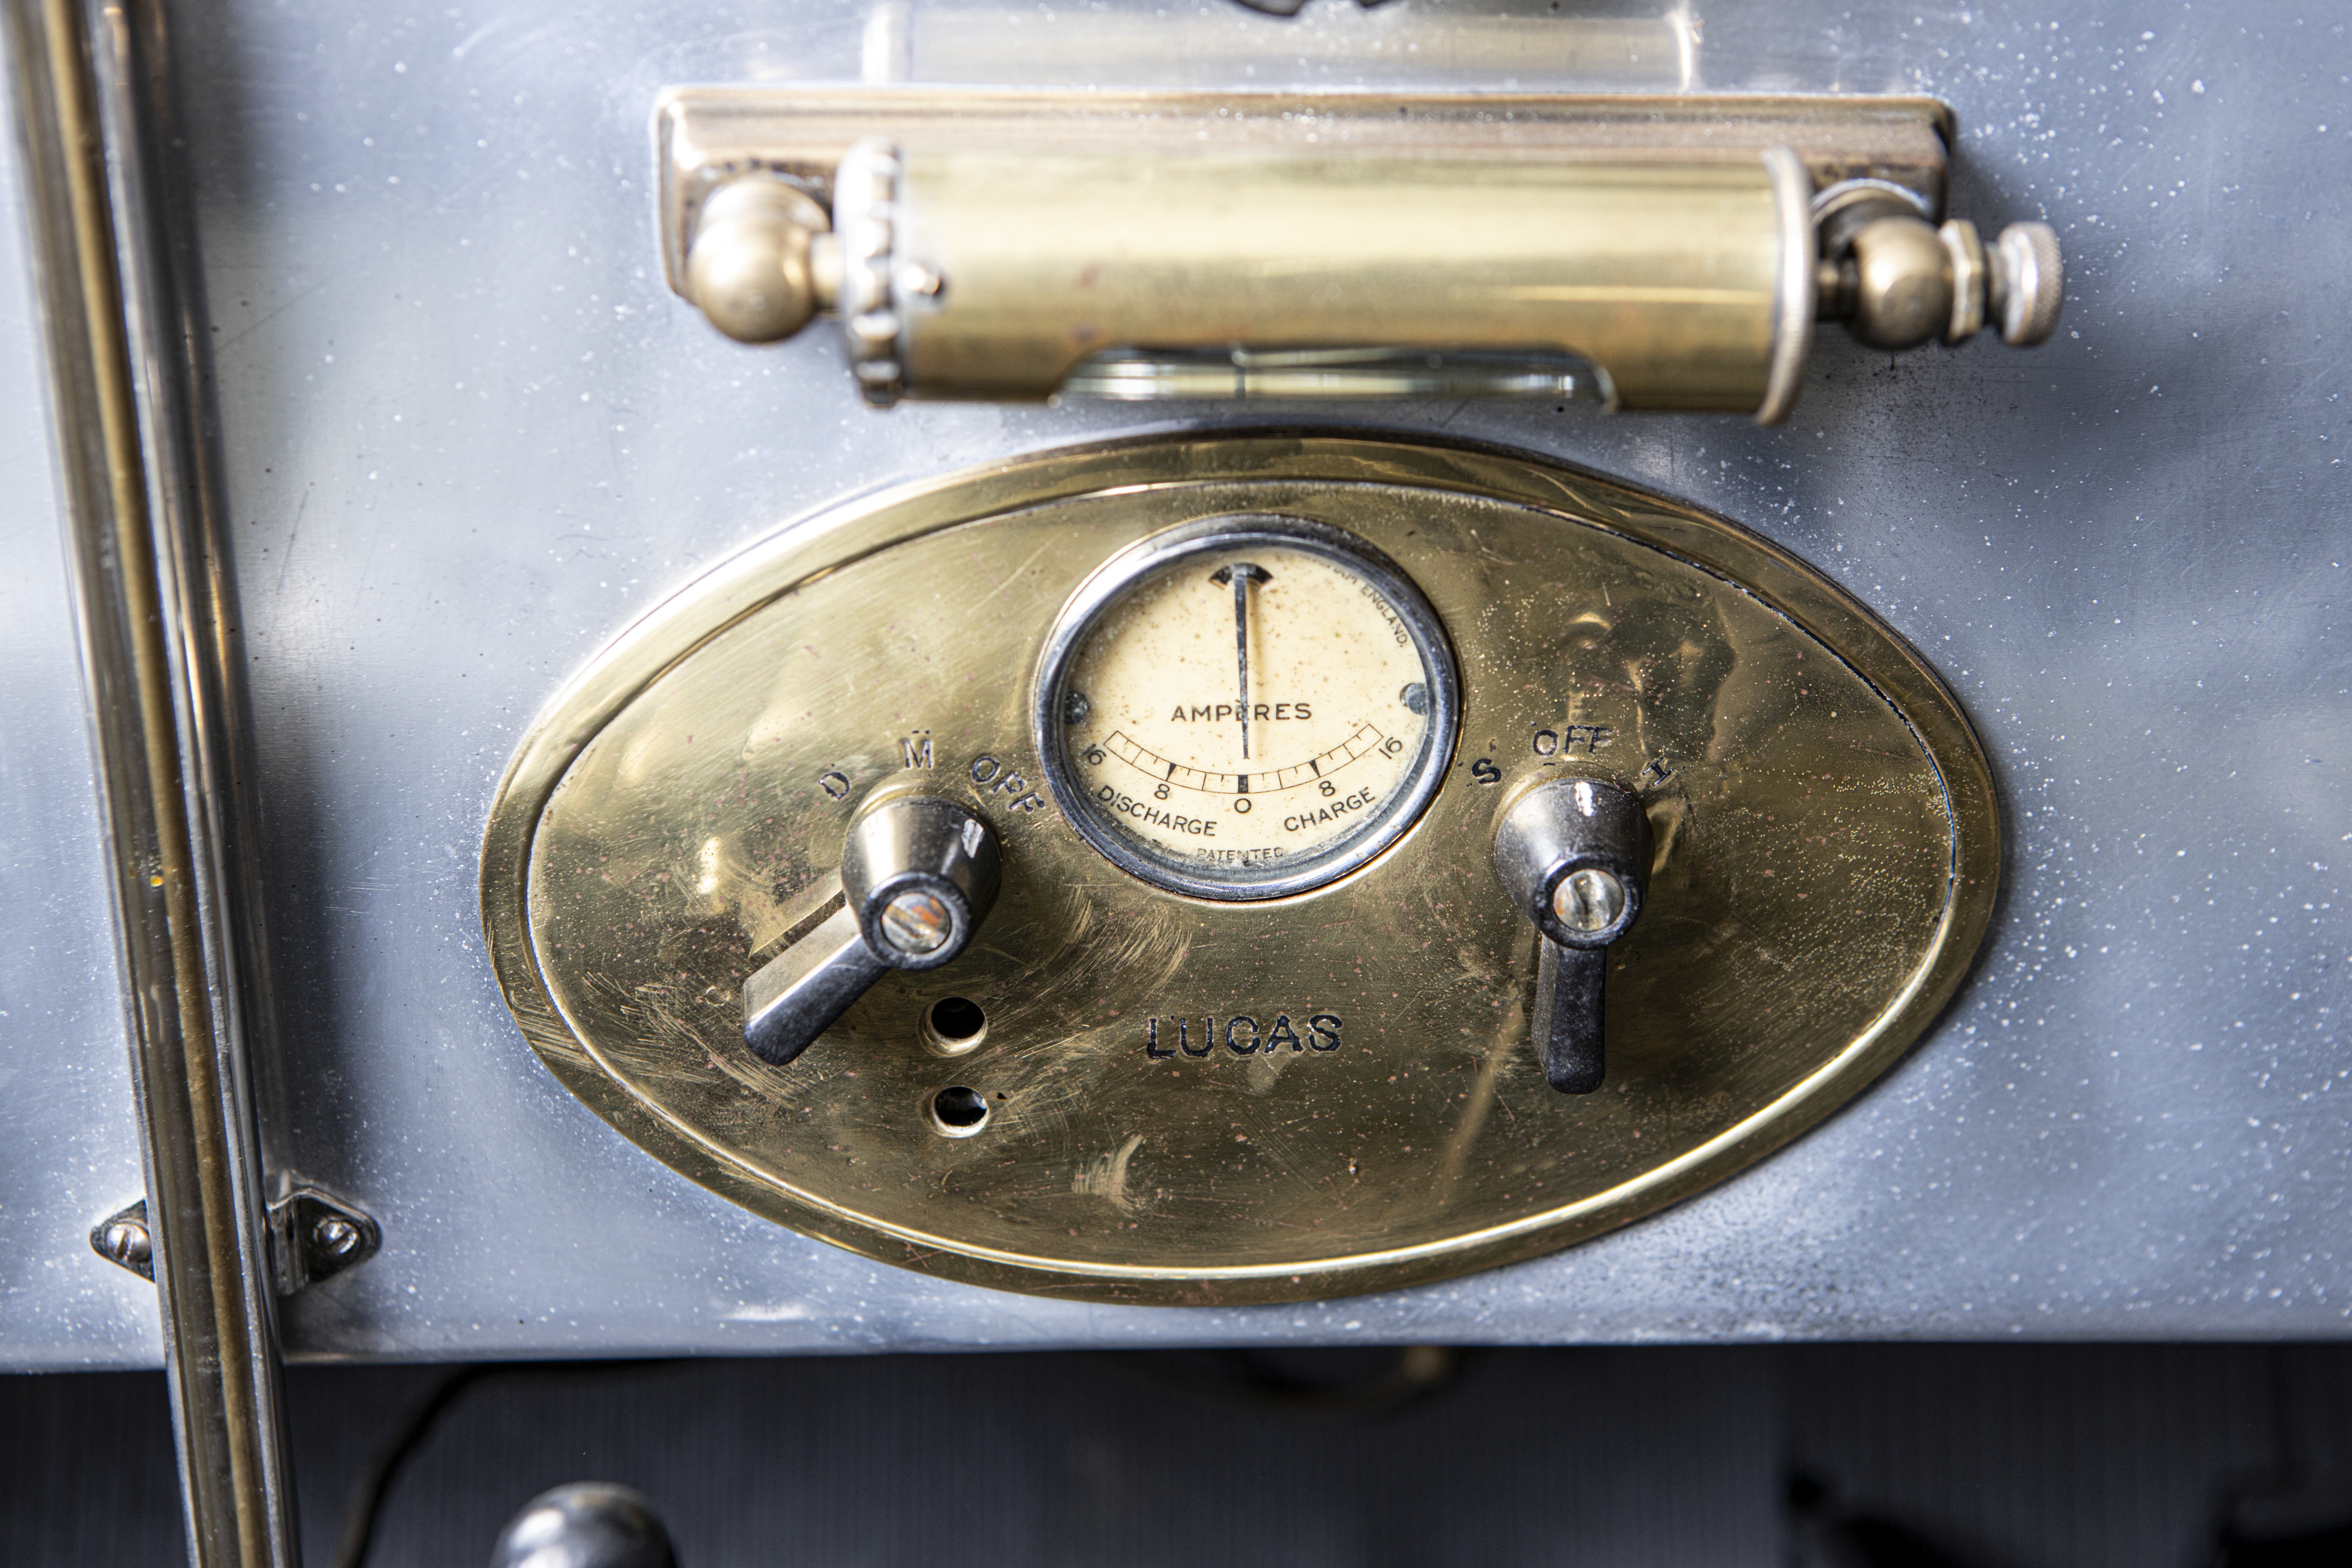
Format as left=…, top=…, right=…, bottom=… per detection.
left=1036, top=516, right=1459, bottom=900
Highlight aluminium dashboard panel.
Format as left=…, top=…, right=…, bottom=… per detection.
left=0, top=0, right=2344, bottom=1363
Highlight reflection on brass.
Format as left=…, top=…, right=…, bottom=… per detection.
left=657, top=89, right=1953, bottom=276
left=481, top=433, right=1998, bottom=1304
left=868, top=149, right=1794, bottom=412
left=1058, top=346, right=1611, bottom=404
left=657, top=90, right=1958, bottom=418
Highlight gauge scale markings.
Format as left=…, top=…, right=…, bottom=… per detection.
left=1098, top=723, right=1387, bottom=797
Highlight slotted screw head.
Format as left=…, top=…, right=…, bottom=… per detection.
left=312, top=1215, right=363, bottom=1260
left=879, top=890, right=953, bottom=955
left=1551, top=868, right=1628, bottom=935
left=98, top=1218, right=151, bottom=1270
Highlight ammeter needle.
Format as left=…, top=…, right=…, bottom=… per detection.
left=1211, top=562, right=1270, bottom=760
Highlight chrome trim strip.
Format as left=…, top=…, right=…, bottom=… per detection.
left=3, top=0, right=297, bottom=1562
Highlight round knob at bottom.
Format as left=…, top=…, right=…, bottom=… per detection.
left=488, top=1483, right=677, bottom=1568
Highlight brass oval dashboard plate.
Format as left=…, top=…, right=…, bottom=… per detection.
left=481, top=433, right=1998, bottom=1303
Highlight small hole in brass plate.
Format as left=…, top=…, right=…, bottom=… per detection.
left=921, top=996, right=988, bottom=1057
left=930, top=1085, right=990, bottom=1137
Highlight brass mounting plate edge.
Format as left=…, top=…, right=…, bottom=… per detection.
left=477, top=435, right=2004, bottom=1307
left=655, top=89, right=1954, bottom=296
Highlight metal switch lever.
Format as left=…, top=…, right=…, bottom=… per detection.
left=1492, top=779, right=1651, bottom=1094
left=742, top=794, right=1002, bottom=1066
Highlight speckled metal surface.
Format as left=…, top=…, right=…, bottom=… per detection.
left=2, top=0, right=2345, bottom=1364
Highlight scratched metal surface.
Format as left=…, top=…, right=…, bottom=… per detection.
left=4, top=0, right=2347, bottom=1365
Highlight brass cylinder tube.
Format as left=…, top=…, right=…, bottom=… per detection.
left=854, top=148, right=1808, bottom=415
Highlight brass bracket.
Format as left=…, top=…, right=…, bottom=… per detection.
left=654, top=88, right=1954, bottom=292
left=266, top=1186, right=381, bottom=1295
left=651, top=88, right=2058, bottom=418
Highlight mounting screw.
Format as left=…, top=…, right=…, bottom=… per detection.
left=271, top=1188, right=379, bottom=1292
left=878, top=889, right=954, bottom=955
left=1550, top=867, right=1629, bottom=934
left=96, top=1215, right=151, bottom=1273
left=897, top=259, right=945, bottom=299
left=311, top=1214, right=364, bottom=1262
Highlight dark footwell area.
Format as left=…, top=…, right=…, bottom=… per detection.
left=7, top=1343, right=2352, bottom=1567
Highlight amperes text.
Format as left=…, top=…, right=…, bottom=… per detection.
left=1169, top=702, right=1311, bottom=723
